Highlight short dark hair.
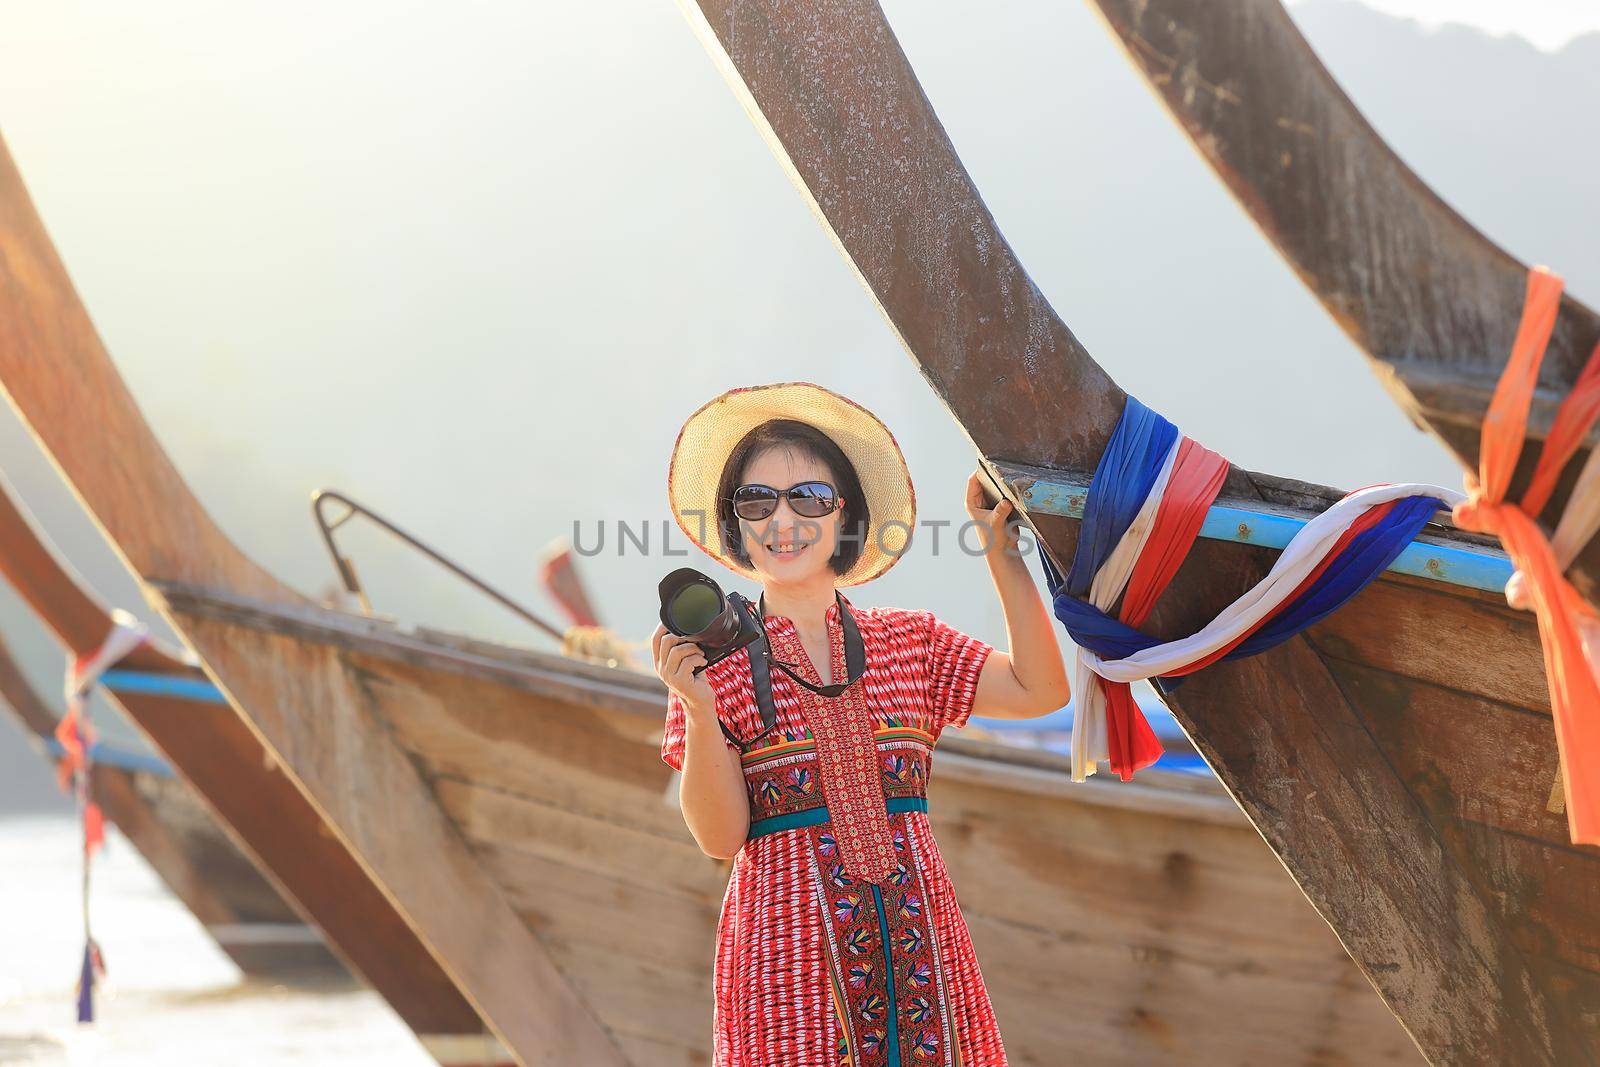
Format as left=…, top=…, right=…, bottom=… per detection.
left=716, top=419, right=869, bottom=578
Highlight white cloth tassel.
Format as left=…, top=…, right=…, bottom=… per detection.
left=1503, top=447, right=1600, bottom=611
left=67, top=610, right=150, bottom=702
left=1070, top=441, right=1178, bottom=780
left=1552, top=445, right=1600, bottom=569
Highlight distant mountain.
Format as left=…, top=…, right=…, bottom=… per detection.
left=1289, top=1, right=1600, bottom=298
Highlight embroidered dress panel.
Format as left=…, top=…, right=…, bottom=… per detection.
left=769, top=604, right=897, bottom=883
left=662, top=602, right=1005, bottom=1066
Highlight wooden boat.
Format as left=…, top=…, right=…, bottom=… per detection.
left=672, top=2, right=1598, bottom=1063
left=0, top=471, right=502, bottom=1064
left=0, top=611, right=342, bottom=979
left=1082, top=0, right=1600, bottom=585
left=0, top=128, right=1419, bottom=1065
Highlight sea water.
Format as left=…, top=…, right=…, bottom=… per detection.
left=0, top=816, right=434, bottom=1066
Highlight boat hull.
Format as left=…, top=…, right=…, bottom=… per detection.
left=0, top=465, right=500, bottom=1059
left=155, top=580, right=1417, bottom=1064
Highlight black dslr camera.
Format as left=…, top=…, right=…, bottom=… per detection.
left=657, top=568, right=764, bottom=675
left=658, top=567, right=867, bottom=748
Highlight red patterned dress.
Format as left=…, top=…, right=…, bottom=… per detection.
left=661, top=594, right=1010, bottom=1067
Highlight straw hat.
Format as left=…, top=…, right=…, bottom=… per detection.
left=667, top=382, right=916, bottom=586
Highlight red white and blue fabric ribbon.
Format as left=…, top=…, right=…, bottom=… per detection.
left=56, top=610, right=150, bottom=1023
left=1038, top=395, right=1461, bottom=782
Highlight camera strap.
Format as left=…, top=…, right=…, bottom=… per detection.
left=727, top=590, right=867, bottom=744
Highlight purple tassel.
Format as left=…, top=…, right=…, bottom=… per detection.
left=76, top=941, right=95, bottom=1023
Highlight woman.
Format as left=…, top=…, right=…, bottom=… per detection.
left=652, top=381, right=1070, bottom=1067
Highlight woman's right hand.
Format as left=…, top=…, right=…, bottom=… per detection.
left=652, top=623, right=717, bottom=718
left=651, top=623, right=749, bottom=859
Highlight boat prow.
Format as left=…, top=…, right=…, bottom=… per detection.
left=675, top=1, right=1600, bottom=1061
left=1083, top=0, right=1600, bottom=585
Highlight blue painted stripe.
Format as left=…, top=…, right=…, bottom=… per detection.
left=747, top=795, right=927, bottom=840
left=1021, top=477, right=1512, bottom=594
left=871, top=881, right=901, bottom=1062
left=100, top=669, right=227, bottom=704
left=1154, top=752, right=1213, bottom=775
left=45, top=738, right=175, bottom=778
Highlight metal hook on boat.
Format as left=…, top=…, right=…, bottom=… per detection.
left=310, top=489, right=566, bottom=642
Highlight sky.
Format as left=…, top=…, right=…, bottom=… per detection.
left=1292, top=0, right=1600, bottom=50
left=0, top=0, right=1592, bottom=773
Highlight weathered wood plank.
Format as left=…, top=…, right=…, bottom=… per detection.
left=930, top=744, right=1243, bottom=828
left=156, top=574, right=1412, bottom=1058
left=1449, top=823, right=1600, bottom=980
left=379, top=639, right=1393, bottom=977
left=376, top=669, right=694, bottom=842
left=155, top=604, right=628, bottom=1066
left=437, top=777, right=730, bottom=906
left=960, top=910, right=1414, bottom=1066
left=464, top=781, right=1416, bottom=1064
left=1330, top=658, right=1571, bottom=848
left=611, top=1033, right=705, bottom=1067
left=1546, top=961, right=1600, bottom=1052
left=1310, top=579, right=1550, bottom=716
left=1082, top=0, right=1600, bottom=594
left=542, top=943, right=712, bottom=1051
left=438, top=727, right=1415, bottom=1052
left=478, top=845, right=719, bottom=967
left=363, top=610, right=1425, bottom=1055
left=928, top=770, right=1391, bottom=979
left=677, top=0, right=1128, bottom=469
left=1171, top=625, right=1582, bottom=1063
left=472, top=796, right=1415, bottom=1065
left=1329, top=661, right=1600, bottom=1004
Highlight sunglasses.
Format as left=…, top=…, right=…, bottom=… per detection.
left=730, top=481, right=842, bottom=521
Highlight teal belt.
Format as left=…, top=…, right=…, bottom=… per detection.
left=747, top=795, right=927, bottom=840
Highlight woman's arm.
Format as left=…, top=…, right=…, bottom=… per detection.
left=653, top=625, right=751, bottom=858
left=962, top=470, right=1072, bottom=720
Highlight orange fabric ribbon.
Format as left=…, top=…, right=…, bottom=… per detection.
left=1451, top=266, right=1600, bottom=845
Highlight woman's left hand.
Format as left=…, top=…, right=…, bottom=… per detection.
left=964, top=468, right=1019, bottom=559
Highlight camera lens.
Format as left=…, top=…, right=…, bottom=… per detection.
left=666, top=580, right=724, bottom=637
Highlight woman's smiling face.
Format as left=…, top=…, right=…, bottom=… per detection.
left=736, top=444, right=845, bottom=585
